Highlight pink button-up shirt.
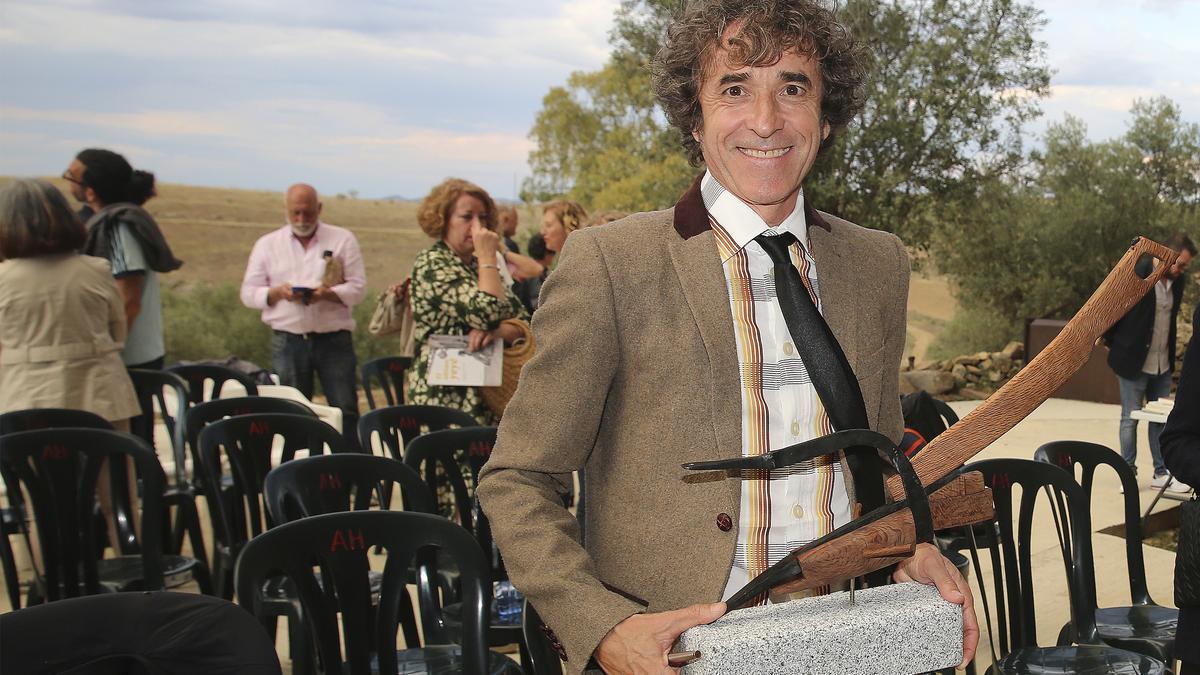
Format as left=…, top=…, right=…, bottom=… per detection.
left=240, top=222, right=367, bottom=334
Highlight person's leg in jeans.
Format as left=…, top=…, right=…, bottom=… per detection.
left=1146, top=369, right=1173, bottom=477
left=271, top=331, right=315, bottom=398
left=314, top=330, right=360, bottom=450
left=1117, top=372, right=1149, bottom=474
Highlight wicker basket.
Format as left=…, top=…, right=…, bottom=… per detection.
left=480, top=319, right=535, bottom=418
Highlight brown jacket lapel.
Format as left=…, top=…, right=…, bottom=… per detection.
left=807, top=207, right=860, bottom=368
left=668, top=175, right=744, bottom=467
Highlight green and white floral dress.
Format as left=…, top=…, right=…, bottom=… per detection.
left=406, top=241, right=528, bottom=424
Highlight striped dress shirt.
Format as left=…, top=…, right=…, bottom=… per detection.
left=701, top=172, right=852, bottom=603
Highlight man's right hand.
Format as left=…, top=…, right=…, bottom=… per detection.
left=267, top=284, right=295, bottom=306
left=595, top=602, right=725, bottom=674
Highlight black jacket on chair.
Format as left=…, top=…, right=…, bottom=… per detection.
left=1105, top=257, right=1186, bottom=380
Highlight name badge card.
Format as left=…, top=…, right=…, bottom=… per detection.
left=425, top=334, right=503, bottom=387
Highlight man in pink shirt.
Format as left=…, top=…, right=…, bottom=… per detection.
left=240, top=183, right=367, bottom=447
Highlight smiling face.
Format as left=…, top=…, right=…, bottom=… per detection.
left=443, top=193, right=488, bottom=260
left=693, top=39, right=829, bottom=225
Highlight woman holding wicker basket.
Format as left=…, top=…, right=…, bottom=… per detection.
left=406, top=178, right=530, bottom=424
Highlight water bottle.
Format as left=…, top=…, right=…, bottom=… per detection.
left=493, top=580, right=523, bottom=625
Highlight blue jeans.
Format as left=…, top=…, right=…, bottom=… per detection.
left=1118, top=370, right=1173, bottom=476
left=271, top=330, right=360, bottom=450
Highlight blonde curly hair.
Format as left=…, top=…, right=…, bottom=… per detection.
left=543, top=200, right=588, bottom=236
left=416, top=178, right=497, bottom=239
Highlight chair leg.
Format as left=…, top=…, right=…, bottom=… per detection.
left=1, top=534, right=20, bottom=610
left=288, top=599, right=316, bottom=675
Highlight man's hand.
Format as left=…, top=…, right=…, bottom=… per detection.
left=267, top=284, right=295, bottom=306
left=894, top=543, right=978, bottom=668
left=595, top=602, right=725, bottom=674
left=310, top=286, right=343, bottom=304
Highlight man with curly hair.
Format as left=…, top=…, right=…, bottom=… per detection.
left=479, top=1, right=977, bottom=672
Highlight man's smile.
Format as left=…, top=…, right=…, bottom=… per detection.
left=737, top=146, right=792, bottom=159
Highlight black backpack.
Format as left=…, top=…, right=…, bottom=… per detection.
left=899, top=390, right=958, bottom=457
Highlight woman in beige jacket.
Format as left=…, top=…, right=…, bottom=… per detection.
left=0, top=178, right=139, bottom=423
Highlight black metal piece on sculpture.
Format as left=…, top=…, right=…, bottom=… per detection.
left=684, top=429, right=938, bottom=611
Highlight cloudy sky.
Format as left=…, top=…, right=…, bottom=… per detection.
left=1, top=0, right=1197, bottom=200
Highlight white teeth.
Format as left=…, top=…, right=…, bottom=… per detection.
left=741, top=147, right=790, bottom=158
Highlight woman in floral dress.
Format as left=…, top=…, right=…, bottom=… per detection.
left=406, top=178, right=528, bottom=424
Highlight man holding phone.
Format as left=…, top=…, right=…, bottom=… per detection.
left=240, top=183, right=366, bottom=448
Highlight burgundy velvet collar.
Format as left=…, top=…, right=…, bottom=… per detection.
left=671, top=173, right=831, bottom=240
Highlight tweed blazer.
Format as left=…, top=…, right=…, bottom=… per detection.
left=477, top=180, right=910, bottom=672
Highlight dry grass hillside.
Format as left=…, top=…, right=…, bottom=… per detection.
left=4, top=178, right=957, bottom=361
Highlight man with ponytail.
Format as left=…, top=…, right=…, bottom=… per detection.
left=64, top=148, right=182, bottom=369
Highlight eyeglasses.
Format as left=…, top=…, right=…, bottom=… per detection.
left=61, top=170, right=82, bottom=185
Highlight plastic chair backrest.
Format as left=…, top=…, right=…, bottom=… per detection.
left=264, top=453, right=436, bottom=523
left=1034, top=440, right=1152, bottom=606
left=128, top=369, right=190, bottom=486
left=357, top=405, right=478, bottom=461
left=235, top=510, right=492, bottom=675
left=184, top=397, right=315, bottom=490
left=404, top=427, right=499, bottom=573
left=361, top=357, right=412, bottom=410
left=199, top=414, right=347, bottom=559
left=167, top=363, right=259, bottom=405
left=0, top=428, right=166, bottom=602
left=967, top=458, right=1099, bottom=658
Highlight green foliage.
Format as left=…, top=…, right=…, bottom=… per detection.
left=523, top=0, right=1051, bottom=251
left=807, top=0, right=1050, bottom=250
left=926, top=306, right=1022, bottom=361
left=933, top=99, right=1200, bottom=325
left=163, top=283, right=395, bottom=369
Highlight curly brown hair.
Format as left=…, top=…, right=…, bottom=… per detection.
left=416, top=178, right=497, bottom=239
left=652, top=0, right=869, bottom=165
left=542, top=200, right=588, bottom=236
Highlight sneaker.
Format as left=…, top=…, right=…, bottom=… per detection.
left=1167, top=479, right=1193, bottom=494
left=1151, top=473, right=1171, bottom=489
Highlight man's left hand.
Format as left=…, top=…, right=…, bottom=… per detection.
left=893, top=542, right=978, bottom=668
left=310, top=286, right=342, bottom=304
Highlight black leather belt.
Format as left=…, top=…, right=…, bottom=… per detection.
left=273, top=329, right=348, bottom=340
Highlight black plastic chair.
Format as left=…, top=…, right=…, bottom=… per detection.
left=200, top=413, right=348, bottom=674
left=128, top=369, right=190, bottom=486
left=965, top=458, right=1166, bottom=674
left=0, top=409, right=114, bottom=607
left=357, top=404, right=478, bottom=461
left=264, top=453, right=437, bottom=523
left=127, top=369, right=210, bottom=567
left=168, top=363, right=259, bottom=404
left=0, top=591, right=282, bottom=675
left=0, top=428, right=210, bottom=608
left=198, top=413, right=347, bottom=599
left=264, top=453, right=438, bottom=650
left=234, top=510, right=522, bottom=675
left=361, top=356, right=412, bottom=410
left=184, top=397, right=316, bottom=493
left=405, top=427, right=528, bottom=665
left=1034, top=441, right=1177, bottom=663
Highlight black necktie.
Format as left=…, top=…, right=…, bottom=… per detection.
left=754, top=232, right=885, bottom=512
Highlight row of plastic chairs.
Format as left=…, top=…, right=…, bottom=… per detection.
left=947, top=441, right=1177, bottom=674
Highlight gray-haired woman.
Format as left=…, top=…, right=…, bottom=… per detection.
left=0, top=178, right=139, bottom=423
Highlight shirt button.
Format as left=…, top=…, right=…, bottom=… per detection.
left=791, top=421, right=800, bottom=437
left=792, top=504, right=804, bottom=519
left=716, top=513, right=733, bottom=532
left=783, top=342, right=794, bottom=356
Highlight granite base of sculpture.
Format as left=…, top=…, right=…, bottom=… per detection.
left=678, top=582, right=962, bottom=675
